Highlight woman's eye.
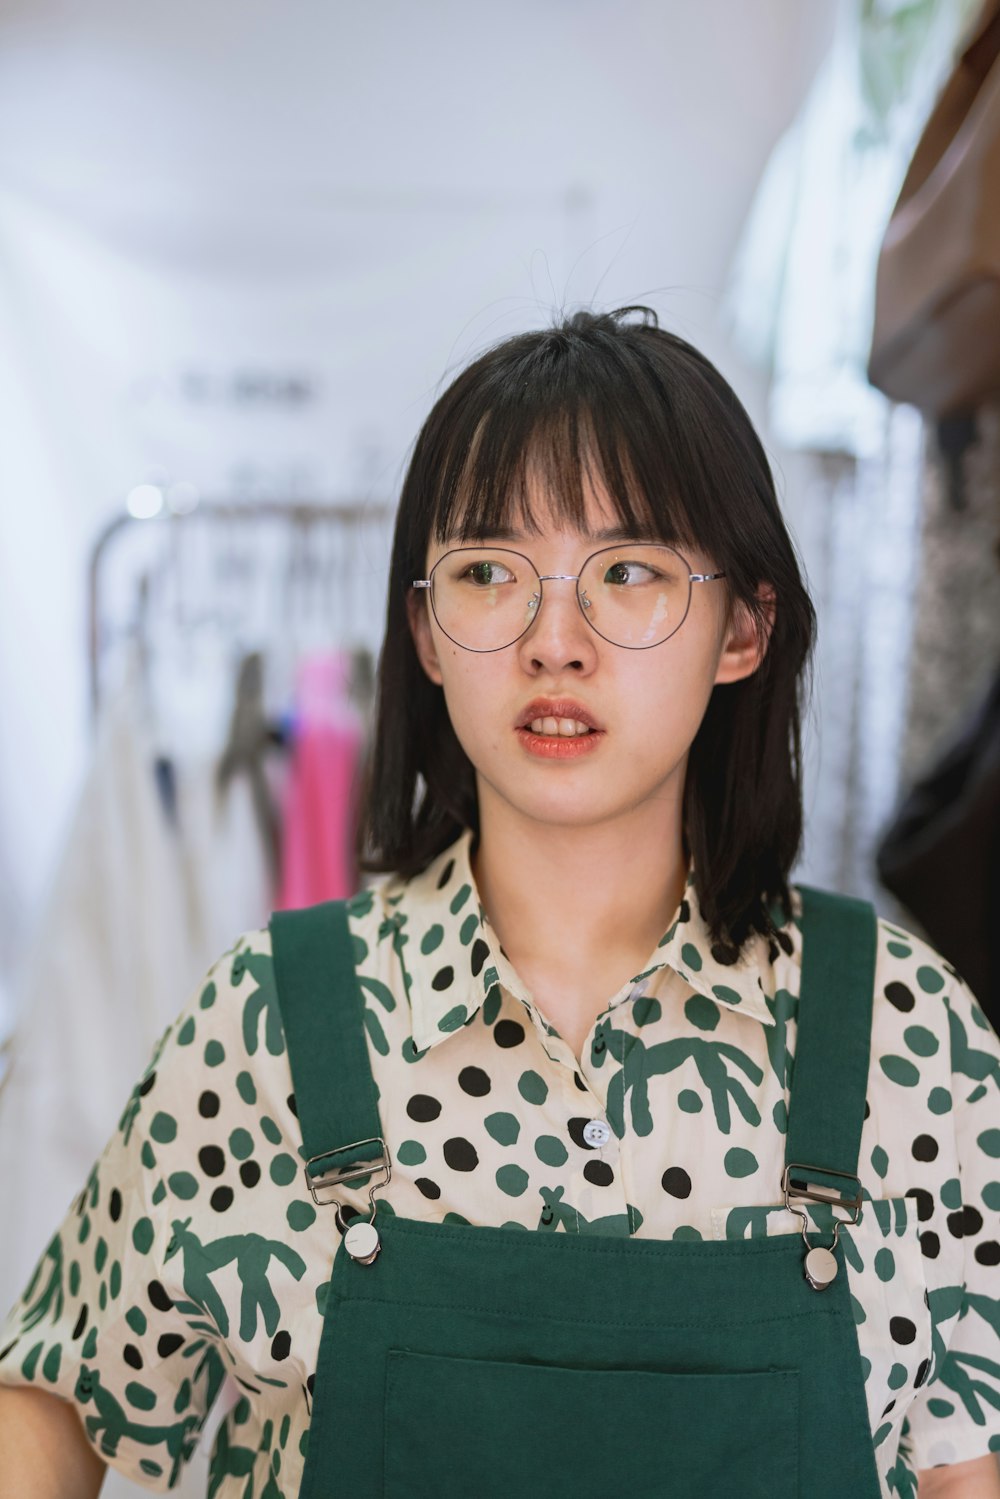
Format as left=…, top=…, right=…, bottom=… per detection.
left=604, top=562, right=657, bottom=586
left=465, top=561, right=513, bottom=586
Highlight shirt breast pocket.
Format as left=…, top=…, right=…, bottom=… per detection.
left=710, top=1194, right=934, bottom=1444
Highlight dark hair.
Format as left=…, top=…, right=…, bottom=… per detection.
left=357, top=305, right=817, bottom=957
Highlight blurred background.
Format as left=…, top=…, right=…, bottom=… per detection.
left=1, top=0, right=1000, bottom=1490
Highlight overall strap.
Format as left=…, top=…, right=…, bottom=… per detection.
left=269, top=900, right=384, bottom=1202
left=784, top=884, right=877, bottom=1202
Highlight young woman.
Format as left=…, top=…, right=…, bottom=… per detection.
left=1, top=306, right=998, bottom=1499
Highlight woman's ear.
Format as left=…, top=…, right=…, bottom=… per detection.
left=407, top=588, right=444, bottom=686
left=714, top=583, right=776, bottom=686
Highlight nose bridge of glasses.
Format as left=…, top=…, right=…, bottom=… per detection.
left=528, top=571, right=592, bottom=617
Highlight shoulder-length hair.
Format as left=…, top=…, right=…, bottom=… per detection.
left=356, top=305, right=816, bottom=958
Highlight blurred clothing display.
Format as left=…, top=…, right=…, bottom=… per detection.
left=0, top=648, right=208, bottom=1304
left=724, top=0, right=982, bottom=459
left=868, top=0, right=1000, bottom=418
left=277, top=650, right=367, bottom=908
left=0, top=635, right=372, bottom=1322
left=877, top=663, right=1000, bottom=1031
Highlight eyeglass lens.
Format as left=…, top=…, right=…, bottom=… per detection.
left=429, top=546, right=691, bottom=651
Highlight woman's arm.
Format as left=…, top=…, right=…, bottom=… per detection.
left=0, top=1384, right=106, bottom=1499
left=918, top=1453, right=1000, bottom=1497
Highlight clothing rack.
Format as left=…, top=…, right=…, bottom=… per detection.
left=87, top=499, right=397, bottom=727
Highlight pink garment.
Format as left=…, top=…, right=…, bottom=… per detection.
left=276, top=651, right=366, bottom=908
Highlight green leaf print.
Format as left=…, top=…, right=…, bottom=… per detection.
left=237, top=952, right=286, bottom=1058
left=75, top=1364, right=201, bottom=1486
left=164, top=1218, right=306, bottom=1343
left=935, top=1346, right=1000, bottom=1427
left=20, top=1233, right=63, bottom=1333
left=628, top=1035, right=765, bottom=1135
left=947, top=1001, right=1000, bottom=1094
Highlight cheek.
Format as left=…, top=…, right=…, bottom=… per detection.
left=437, top=652, right=507, bottom=747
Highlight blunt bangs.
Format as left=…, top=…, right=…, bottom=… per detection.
left=358, top=305, right=817, bottom=959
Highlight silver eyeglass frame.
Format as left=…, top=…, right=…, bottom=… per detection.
left=411, top=543, right=728, bottom=653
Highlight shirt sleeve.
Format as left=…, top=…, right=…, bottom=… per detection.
left=0, top=950, right=236, bottom=1490
left=905, top=970, right=1000, bottom=1472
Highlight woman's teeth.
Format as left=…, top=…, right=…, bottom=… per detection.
left=528, top=717, right=593, bottom=737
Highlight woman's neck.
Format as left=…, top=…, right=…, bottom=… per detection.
left=469, top=797, right=690, bottom=1006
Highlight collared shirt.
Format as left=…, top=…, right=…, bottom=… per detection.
left=1, top=827, right=998, bottom=1496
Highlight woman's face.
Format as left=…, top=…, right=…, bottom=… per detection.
left=408, top=475, right=773, bottom=837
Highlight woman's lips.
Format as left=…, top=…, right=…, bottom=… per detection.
left=514, top=725, right=605, bottom=759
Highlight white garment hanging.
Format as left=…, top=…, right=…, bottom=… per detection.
left=722, top=0, right=982, bottom=458
left=0, top=639, right=276, bottom=1496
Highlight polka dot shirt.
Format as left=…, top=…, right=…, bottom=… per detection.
left=1, top=827, right=998, bottom=1495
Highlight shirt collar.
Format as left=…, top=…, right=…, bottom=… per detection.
left=385, top=828, right=785, bottom=1053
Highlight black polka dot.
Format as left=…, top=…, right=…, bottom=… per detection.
left=567, top=1118, right=598, bottom=1151
left=470, top=939, right=490, bottom=977
left=148, top=1280, right=173, bottom=1312
left=436, top=859, right=455, bottom=889
left=678, top=900, right=691, bottom=923
left=431, top=966, right=455, bottom=991
left=211, top=1187, right=234, bottom=1212
left=306, top=1373, right=316, bottom=1396
left=71, top=1305, right=88, bottom=1340
left=198, top=1146, right=226, bottom=1178
left=919, top=1231, right=940, bottom=1259
left=108, top=1189, right=122, bottom=1223
left=157, top=1334, right=184, bottom=1358
left=963, top=1205, right=983, bottom=1236
left=240, top=1161, right=261, bottom=1188
left=139, top=1071, right=157, bottom=1096
left=443, top=1138, right=479, bottom=1171
left=863, top=1100, right=871, bottom=1120
left=710, top=942, right=740, bottom=966
left=458, top=1067, right=491, bottom=1097
left=905, top=1187, right=934, bottom=1222
left=912, top=1134, right=938, bottom=1162
left=287, top=1093, right=298, bottom=1118
left=882, top=1399, right=896, bottom=1417
left=890, top=1316, right=916, bottom=1345
left=573, top=1072, right=588, bottom=1092
left=198, top=1091, right=220, bottom=1119
left=584, top=1160, right=614, bottom=1187
left=662, top=1167, right=693, bottom=1199
left=975, top=1241, right=1000, bottom=1266
left=885, top=982, right=915, bottom=1013
left=415, top=1177, right=441, bottom=1200
left=914, top=1357, right=930, bottom=1387
left=947, top=1209, right=966, bottom=1239
left=123, top=1344, right=143, bottom=1369
left=494, top=1019, right=526, bottom=1049
left=407, top=1094, right=442, bottom=1123
left=271, top=1331, right=291, bottom=1361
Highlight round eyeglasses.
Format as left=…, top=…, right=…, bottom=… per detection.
left=411, top=544, right=727, bottom=652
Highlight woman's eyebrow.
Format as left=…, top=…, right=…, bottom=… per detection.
left=446, top=524, right=660, bottom=544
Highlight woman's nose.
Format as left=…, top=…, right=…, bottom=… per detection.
left=518, top=575, right=597, bottom=668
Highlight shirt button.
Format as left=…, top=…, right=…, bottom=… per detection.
left=582, top=1119, right=611, bottom=1148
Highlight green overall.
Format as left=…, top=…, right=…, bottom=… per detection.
left=269, top=884, right=882, bottom=1497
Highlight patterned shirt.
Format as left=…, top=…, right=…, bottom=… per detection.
left=1, top=827, right=998, bottom=1496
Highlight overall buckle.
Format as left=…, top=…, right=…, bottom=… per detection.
left=781, top=1162, right=863, bottom=1292
left=304, top=1137, right=391, bottom=1208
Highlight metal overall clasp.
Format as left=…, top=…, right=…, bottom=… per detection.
left=782, top=1162, right=863, bottom=1291
left=303, top=1136, right=392, bottom=1266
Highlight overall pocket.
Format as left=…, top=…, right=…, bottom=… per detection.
left=383, top=1348, right=799, bottom=1499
